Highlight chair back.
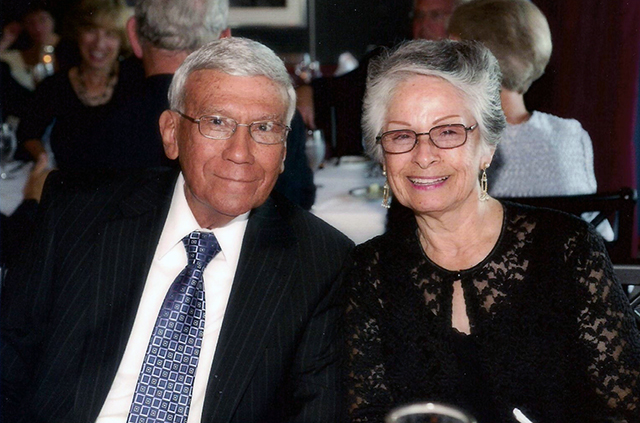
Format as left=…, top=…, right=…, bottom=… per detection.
left=613, top=264, right=640, bottom=327
left=500, top=188, right=637, bottom=263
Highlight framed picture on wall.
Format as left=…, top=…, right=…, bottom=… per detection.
left=228, top=0, right=307, bottom=28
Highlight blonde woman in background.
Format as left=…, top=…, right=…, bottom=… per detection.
left=17, top=0, right=142, bottom=170
left=449, top=0, right=597, bottom=197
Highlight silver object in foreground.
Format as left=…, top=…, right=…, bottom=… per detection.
left=385, top=402, right=477, bottom=423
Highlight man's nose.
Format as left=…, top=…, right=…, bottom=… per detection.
left=224, top=126, right=255, bottom=164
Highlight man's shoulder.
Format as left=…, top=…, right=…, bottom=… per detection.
left=255, top=191, right=354, bottom=250
left=46, top=167, right=174, bottom=194
left=41, top=168, right=177, bottom=216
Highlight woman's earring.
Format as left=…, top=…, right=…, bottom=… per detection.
left=382, top=167, right=392, bottom=209
left=479, top=164, right=489, bottom=202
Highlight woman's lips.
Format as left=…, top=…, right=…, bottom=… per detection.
left=408, top=176, right=449, bottom=186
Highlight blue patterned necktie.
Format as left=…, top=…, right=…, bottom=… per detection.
left=128, top=231, right=221, bottom=423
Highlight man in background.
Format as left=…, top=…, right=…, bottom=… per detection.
left=298, top=0, right=468, bottom=156
left=412, top=0, right=463, bottom=41
left=95, top=0, right=315, bottom=209
left=93, top=0, right=230, bottom=169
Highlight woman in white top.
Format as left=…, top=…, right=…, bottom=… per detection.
left=449, top=0, right=597, bottom=197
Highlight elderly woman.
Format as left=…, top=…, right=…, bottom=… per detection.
left=344, top=39, right=639, bottom=423
left=448, top=0, right=596, bottom=197
left=17, top=0, right=140, bottom=170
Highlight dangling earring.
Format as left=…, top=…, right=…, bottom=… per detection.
left=382, top=167, right=392, bottom=209
left=479, top=164, right=489, bottom=202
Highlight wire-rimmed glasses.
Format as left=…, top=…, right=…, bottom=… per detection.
left=377, top=123, right=478, bottom=154
left=175, top=111, right=290, bottom=145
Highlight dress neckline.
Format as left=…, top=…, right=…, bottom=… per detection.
left=415, top=202, right=509, bottom=276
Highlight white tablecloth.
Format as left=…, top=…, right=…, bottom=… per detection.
left=311, top=159, right=387, bottom=244
left=0, top=161, right=31, bottom=216
left=1, top=157, right=389, bottom=244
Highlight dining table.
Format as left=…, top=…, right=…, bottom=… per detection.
left=311, top=156, right=387, bottom=244
left=1, top=155, right=388, bottom=245
left=0, top=160, right=32, bottom=216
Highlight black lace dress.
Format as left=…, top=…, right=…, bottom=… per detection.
left=344, top=202, right=640, bottom=423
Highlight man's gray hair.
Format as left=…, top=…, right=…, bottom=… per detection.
left=362, top=39, right=506, bottom=163
left=135, top=0, right=228, bottom=52
left=169, top=37, right=297, bottom=124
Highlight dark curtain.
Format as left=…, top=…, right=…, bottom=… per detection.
left=526, top=0, right=640, bottom=193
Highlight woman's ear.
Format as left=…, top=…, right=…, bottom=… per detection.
left=481, top=145, right=496, bottom=170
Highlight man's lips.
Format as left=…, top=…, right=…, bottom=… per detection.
left=408, top=176, right=449, bottom=186
left=216, top=174, right=259, bottom=184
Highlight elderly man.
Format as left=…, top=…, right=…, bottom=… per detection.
left=1, top=38, right=353, bottom=423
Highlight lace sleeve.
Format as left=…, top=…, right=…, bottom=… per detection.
left=570, top=224, right=640, bottom=421
left=344, top=250, right=391, bottom=423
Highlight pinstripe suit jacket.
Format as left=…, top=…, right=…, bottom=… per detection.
left=1, top=169, right=354, bottom=423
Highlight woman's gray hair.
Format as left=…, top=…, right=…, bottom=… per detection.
left=168, top=37, right=296, bottom=124
left=448, top=0, right=552, bottom=94
left=135, top=0, right=228, bottom=52
left=363, top=39, right=506, bottom=163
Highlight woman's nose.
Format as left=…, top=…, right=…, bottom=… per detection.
left=411, top=134, right=440, bottom=167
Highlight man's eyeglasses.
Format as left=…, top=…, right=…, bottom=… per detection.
left=377, top=123, right=478, bottom=154
left=175, top=111, right=290, bottom=145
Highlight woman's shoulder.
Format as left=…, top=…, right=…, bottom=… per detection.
left=528, top=111, right=590, bottom=140
left=34, top=69, right=72, bottom=93
left=501, top=200, right=593, bottom=239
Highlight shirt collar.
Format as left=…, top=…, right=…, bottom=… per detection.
left=156, top=172, right=249, bottom=270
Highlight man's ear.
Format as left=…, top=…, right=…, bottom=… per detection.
left=160, top=110, right=179, bottom=160
left=219, top=28, right=231, bottom=39
left=126, top=16, right=143, bottom=59
left=280, top=146, right=287, bottom=174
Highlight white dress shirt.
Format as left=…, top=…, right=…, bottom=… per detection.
left=96, top=173, right=248, bottom=423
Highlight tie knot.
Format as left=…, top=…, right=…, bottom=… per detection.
left=183, top=231, right=221, bottom=268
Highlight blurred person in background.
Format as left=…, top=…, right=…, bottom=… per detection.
left=297, top=0, right=470, bottom=156
left=92, top=0, right=315, bottom=209
left=0, top=153, right=50, bottom=271
left=412, top=0, right=466, bottom=41
left=90, top=0, right=230, bottom=170
left=449, top=0, right=596, bottom=197
left=0, top=3, right=60, bottom=91
left=16, top=0, right=140, bottom=170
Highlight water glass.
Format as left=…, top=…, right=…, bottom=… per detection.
left=305, top=129, right=326, bottom=171
left=385, top=402, right=477, bottom=423
left=0, top=122, right=17, bottom=179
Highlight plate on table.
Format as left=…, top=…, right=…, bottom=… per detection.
left=339, top=155, right=369, bottom=168
left=349, top=183, right=384, bottom=200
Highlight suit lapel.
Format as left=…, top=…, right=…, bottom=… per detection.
left=201, top=197, right=300, bottom=422
left=75, top=170, right=178, bottom=419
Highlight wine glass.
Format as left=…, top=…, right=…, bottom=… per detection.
left=0, top=121, right=18, bottom=180
left=385, top=402, right=477, bottom=423
left=305, top=129, right=326, bottom=171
